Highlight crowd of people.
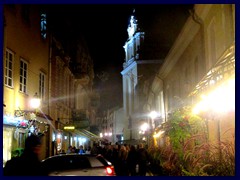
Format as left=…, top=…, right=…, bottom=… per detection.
left=65, top=142, right=150, bottom=176
left=4, top=134, right=150, bottom=176
left=84, top=142, right=150, bottom=176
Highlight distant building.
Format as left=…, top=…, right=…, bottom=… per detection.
left=98, top=107, right=124, bottom=144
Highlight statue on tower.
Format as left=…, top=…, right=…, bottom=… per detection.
left=127, top=9, right=138, bottom=39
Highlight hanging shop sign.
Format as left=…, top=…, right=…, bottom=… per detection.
left=3, top=115, right=28, bottom=128
left=64, top=126, right=75, bottom=130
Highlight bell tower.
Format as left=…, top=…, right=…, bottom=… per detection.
left=121, top=9, right=162, bottom=141
left=123, top=10, right=145, bottom=67
left=121, top=10, right=145, bottom=140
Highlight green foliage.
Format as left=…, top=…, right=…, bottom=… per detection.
left=148, top=106, right=235, bottom=176
left=11, top=148, right=24, bottom=158
left=165, top=106, right=206, bottom=159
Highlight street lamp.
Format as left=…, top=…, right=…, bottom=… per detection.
left=149, top=111, right=158, bottom=130
left=30, top=93, right=41, bottom=109
left=148, top=111, right=159, bottom=147
left=140, top=122, right=149, bottom=132
left=192, top=77, right=235, bottom=162
left=139, top=122, right=149, bottom=143
left=14, top=93, right=44, bottom=136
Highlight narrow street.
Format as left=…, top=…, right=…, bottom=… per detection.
left=3, top=4, right=235, bottom=176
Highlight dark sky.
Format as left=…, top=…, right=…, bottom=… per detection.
left=46, top=4, right=193, bottom=109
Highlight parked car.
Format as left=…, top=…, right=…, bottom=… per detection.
left=41, top=154, right=115, bottom=176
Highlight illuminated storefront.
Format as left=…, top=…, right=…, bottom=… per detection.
left=3, top=112, right=52, bottom=165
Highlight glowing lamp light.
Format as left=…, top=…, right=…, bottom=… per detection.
left=153, top=130, right=165, bottom=138
left=192, top=77, right=235, bottom=115
left=140, top=123, right=149, bottom=132
left=149, top=111, right=158, bottom=119
left=30, top=93, right=41, bottom=109
left=57, top=134, right=61, bottom=139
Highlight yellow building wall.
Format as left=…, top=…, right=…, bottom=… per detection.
left=3, top=5, right=50, bottom=161
left=4, top=5, right=49, bottom=114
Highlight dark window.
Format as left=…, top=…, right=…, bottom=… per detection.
left=21, top=5, right=30, bottom=23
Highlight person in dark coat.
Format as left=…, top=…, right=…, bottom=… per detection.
left=127, top=145, right=138, bottom=176
left=4, top=134, right=48, bottom=176
left=118, top=145, right=129, bottom=176
left=137, top=143, right=149, bottom=176
left=112, top=144, right=120, bottom=175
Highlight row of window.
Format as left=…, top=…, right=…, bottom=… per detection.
left=4, top=49, right=46, bottom=99
left=7, top=5, right=47, bottom=40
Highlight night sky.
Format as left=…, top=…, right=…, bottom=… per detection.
left=45, top=4, right=193, bottom=110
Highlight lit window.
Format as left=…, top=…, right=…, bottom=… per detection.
left=5, top=49, right=14, bottom=87
left=40, top=13, right=47, bottom=39
left=19, top=59, right=28, bottom=93
left=39, top=72, right=45, bottom=99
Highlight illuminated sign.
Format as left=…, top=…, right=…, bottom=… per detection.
left=3, top=115, right=28, bottom=128
left=64, top=126, right=75, bottom=130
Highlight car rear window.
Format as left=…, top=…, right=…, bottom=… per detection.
left=42, top=155, right=91, bottom=172
left=88, top=157, right=105, bottom=167
left=96, top=156, right=110, bottom=166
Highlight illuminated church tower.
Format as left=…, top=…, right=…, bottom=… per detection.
left=121, top=10, right=162, bottom=141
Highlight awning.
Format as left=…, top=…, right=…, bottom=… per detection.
left=14, top=110, right=53, bottom=125
left=71, top=129, right=102, bottom=141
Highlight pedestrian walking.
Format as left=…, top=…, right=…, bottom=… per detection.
left=118, top=145, right=129, bottom=176
left=137, top=143, right=149, bottom=176
left=90, top=143, right=99, bottom=155
left=127, top=145, right=138, bottom=176
left=112, top=144, right=120, bottom=175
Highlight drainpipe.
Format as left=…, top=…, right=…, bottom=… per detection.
left=189, top=7, right=206, bottom=97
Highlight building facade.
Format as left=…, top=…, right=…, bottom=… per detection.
left=3, top=5, right=52, bottom=163
left=147, top=4, right=235, bottom=146
left=3, top=5, right=99, bottom=164
left=48, top=34, right=98, bottom=154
